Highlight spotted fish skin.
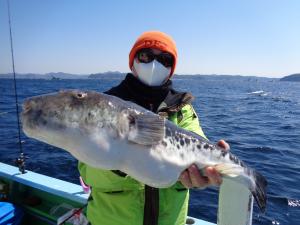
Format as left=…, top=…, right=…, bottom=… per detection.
left=21, top=90, right=267, bottom=212
left=163, top=124, right=246, bottom=168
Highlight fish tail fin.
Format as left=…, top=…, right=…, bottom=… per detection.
left=214, top=164, right=267, bottom=212
left=250, top=170, right=268, bottom=213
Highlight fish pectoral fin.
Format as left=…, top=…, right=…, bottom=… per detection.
left=127, top=113, right=165, bottom=145
left=214, top=163, right=244, bottom=177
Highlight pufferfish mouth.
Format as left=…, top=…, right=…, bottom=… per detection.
left=23, top=105, right=31, bottom=115
left=22, top=111, right=42, bottom=130
left=22, top=99, right=34, bottom=115
left=22, top=99, right=47, bottom=128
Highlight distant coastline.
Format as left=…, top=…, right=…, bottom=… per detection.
left=0, top=71, right=125, bottom=79
left=0, top=72, right=281, bottom=80
left=280, top=73, right=300, bottom=82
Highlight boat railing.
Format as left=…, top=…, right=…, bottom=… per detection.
left=0, top=162, right=253, bottom=225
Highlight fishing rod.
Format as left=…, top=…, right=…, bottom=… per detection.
left=7, top=0, right=26, bottom=174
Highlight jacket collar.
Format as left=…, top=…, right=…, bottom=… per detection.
left=107, top=73, right=194, bottom=114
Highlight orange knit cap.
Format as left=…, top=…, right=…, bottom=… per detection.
left=129, top=31, right=178, bottom=76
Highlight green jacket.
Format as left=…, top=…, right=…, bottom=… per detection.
left=78, top=104, right=206, bottom=225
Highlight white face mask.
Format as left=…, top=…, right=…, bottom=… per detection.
left=133, top=59, right=171, bottom=86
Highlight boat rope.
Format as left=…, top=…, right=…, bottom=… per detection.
left=7, top=0, right=26, bottom=174
left=58, top=193, right=92, bottom=225
left=58, top=203, right=88, bottom=225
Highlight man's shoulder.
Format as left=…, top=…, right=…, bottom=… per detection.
left=104, top=85, right=119, bottom=95
left=104, top=73, right=133, bottom=100
left=104, top=81, right=127, bottom=98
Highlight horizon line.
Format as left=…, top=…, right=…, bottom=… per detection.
left=0, top=71, right=294, bottom=79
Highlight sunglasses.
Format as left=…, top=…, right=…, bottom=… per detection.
left=136, top=49, right=174, bottom=68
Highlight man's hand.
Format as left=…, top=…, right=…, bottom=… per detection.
left=179, top=139, right=230, bottom=189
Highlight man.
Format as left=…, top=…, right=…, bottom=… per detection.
left=79, top=31, right=229, bottom=225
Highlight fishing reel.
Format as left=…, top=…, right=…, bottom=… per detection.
left=15, top=152, right=29, bottom=174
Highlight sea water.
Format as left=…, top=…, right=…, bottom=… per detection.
left=0, top=75, right=299, bottom=224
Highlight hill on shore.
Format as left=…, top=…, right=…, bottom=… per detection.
left=0, top=72, right=279, bottom=80
left=0, top=71, right=125, bottom=79
left=280, top=73, right=300, bottom=82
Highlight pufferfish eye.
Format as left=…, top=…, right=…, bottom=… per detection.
left=74, top=91, right=87, bottom=99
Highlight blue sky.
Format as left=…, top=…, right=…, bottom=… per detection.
left=0, top=0, right=299, bottom=78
